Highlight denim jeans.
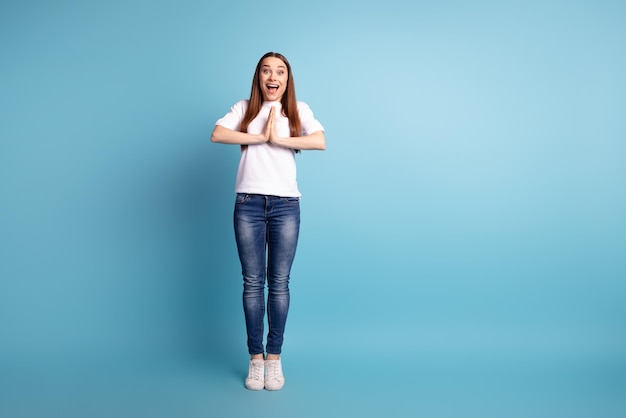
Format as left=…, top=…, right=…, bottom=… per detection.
left=233, top=193, right=300, bottom=355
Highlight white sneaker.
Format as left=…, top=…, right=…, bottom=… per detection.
left=264, top=359, right=285, bottom=390
left=245, top=359, right=265, bottom=390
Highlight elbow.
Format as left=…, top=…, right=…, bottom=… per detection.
left=211, top=127, right=220, bottom=143
left=317, top=132, right=326, bottom=150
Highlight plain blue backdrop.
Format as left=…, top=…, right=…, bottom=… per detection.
left=1, top=0, right=625, bottom=417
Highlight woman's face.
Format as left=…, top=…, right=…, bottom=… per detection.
left=259, top=57, right=288, bottom=102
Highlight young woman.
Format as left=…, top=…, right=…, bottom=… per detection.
left=211, top=52, right=325, bottom=390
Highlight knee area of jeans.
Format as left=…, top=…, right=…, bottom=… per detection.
left=243, top=274, right=265, bottom=284
left=268, top=290, right=290, bottom=299
left=243, top=285, right=265, bottom=295
left=267, top=279, right=290, bottom=291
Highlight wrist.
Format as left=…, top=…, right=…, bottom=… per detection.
left=273, top=136, right=287, bottom=147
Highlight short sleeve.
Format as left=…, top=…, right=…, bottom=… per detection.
left=298, top=102, right=324, bottom=136
left=215, top=100, right=248, bottom=131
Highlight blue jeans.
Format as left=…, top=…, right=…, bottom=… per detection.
left=233, top=193, right=300, bottom=355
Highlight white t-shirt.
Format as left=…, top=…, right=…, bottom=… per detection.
left=215, top=100, right=324, bottom=197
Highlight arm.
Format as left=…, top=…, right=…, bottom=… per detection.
left=270, top=130, right=326, bottom=151
left=211, top=106, right=278, bottom=145
left=211, top=125, right=268, bottom=145
left=270, top=102, right=326, bottom=150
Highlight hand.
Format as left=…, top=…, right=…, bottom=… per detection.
left=267, top=107, right=285, bottom=146
left=261, top=106, right=274, bottom=142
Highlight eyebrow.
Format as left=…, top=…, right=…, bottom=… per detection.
left=262, top=65, right=286, bottom=69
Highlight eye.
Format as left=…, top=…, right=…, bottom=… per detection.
left=278, top=71, right=284, bottom=76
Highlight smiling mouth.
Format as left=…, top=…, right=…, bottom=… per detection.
left=266, top=84, right=279, bottom=94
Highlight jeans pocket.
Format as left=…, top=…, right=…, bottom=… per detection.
left=235, top=193, right=250, bottom=204
left=280, top=196, right=300, bottom=205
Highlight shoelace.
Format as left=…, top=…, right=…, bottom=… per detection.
left=265, top=362, right=282, bottom=381
left=248, top=362, right=264, bottom=380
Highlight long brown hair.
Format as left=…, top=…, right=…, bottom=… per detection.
left=239, top=52, right=302, bottom=139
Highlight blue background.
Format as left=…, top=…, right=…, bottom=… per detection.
left=1, top=0, right=625, bottom=417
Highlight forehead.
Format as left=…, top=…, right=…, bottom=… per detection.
left=261, top=57, right=287, bottom=69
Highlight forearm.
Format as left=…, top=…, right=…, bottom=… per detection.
left=273, top=130, right=326, bottom=151
left=211, top=125, right=265, bottom=145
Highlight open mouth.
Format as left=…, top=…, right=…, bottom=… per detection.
left=266, top=84, right=279, bottom=94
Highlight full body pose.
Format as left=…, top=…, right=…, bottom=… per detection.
left=211, top=52, right=325, bottom=390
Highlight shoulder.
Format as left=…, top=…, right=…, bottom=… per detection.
left=216, top=99, right=250, bottom=127
left=295, top=101, right=324, bottom=133
left=296, top=101, right=315, bottom=116
left=232, top=99, right=249, bottom=111
left=222, top=99, right=249, bottom=119
left=296, top=100, right=311, bottom=111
